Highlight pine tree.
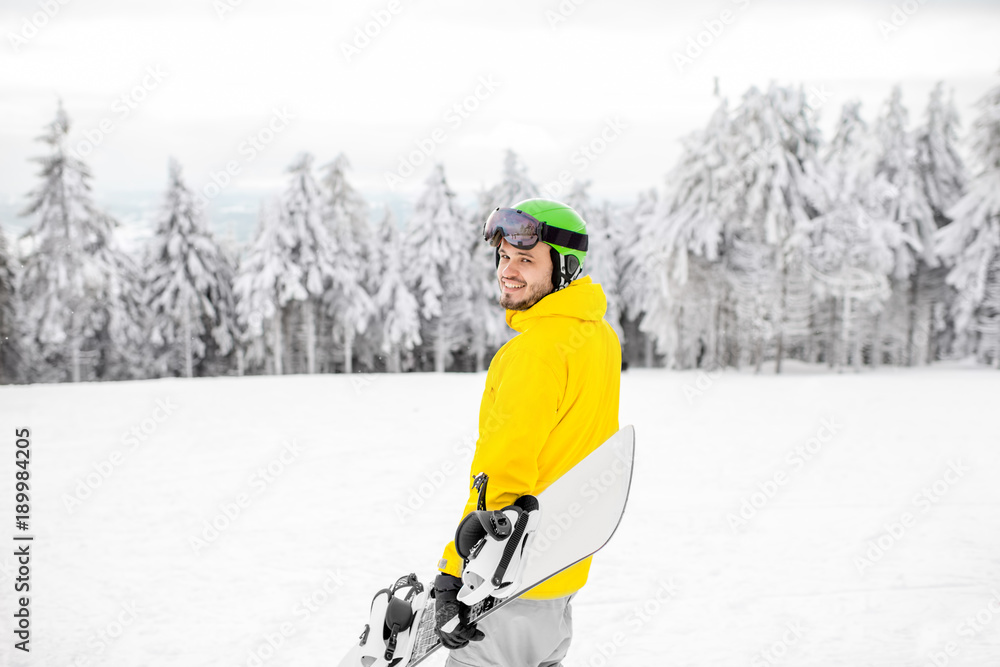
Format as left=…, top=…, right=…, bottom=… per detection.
left=0, top=223, right=18, bottom=383
left=564, top=181, right=626, bottom=340
left=404, top=164, right=468, bottom=372
left=281, top=153, right=338, bottom=374
left=374, top=207, right=421, bottom=371
left=872, top=85, right=937, bottom=366
left=937, top=74, right=1000, bottom=366
left=726, top=84, right=826, bottom=373
left=916, top=83, right=967, bottom=227
left=634, top=98, right=732, bottom=369
left=814, top=100, right=894, bottom=369
left=649, top=86, right=825, bottom=371
left=320, top=154, right=374, bottom=373
left=621, top=188, right=658, bottom=367
left=18, top=102, right=144, bottom=382
left=147, top=158, right=238, bottom=377
left=234, top=200, right=303, bottom=375
left=914, top=83, right=968, bottom=362
left=235, top=154, right=338, bottom=375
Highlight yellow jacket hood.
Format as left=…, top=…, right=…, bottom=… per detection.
left=505, top=275, right=608, bottom=333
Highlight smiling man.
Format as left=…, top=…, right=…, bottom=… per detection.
left=433, top=198, right=622, bottom=667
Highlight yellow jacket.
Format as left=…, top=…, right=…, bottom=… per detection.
left=438, top=275, right=621, bottom=600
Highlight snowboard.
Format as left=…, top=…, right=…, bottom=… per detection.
left=337, top=424, right=635, bottom=667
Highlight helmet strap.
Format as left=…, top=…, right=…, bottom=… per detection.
left=550, top=247, right=582, bottom=291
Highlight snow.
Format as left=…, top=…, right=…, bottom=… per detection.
left=1, top=364, right=998, bottom=667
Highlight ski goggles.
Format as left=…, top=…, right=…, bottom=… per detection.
left=483, top=208, right=588, bottom=252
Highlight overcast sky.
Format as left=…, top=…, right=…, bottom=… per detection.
left=2, top=0, right=999, bottom=233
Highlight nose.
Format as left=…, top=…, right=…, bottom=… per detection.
left=499, top=259, right=520, bottom=279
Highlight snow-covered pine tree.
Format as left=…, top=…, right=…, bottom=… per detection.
left=914, top=83, right=968, bottom=362
left=872, top=85, right=937, bottom=366
left=0, top=223, right=17, bottom=383
left=814, top=100, right=894, bottom=370
left=620, top=188, right=658, bottom=367
left=466, top=150, right=539, bottom=370
left=147, top=158, right=238, bottom=377
left=374, top=207, right=421, bottom=371
left=404, top=164, right=469, bottom=372
left=320, top=153, right=374, bottom=373
left=18, top=102, right=145, bottom=382
left=726, top=84, right=826, bottom=373
left=278, top=153, right=339, bottom=374
left=634, top=97, right=732, bottom=369
left=937, top=73, right=1000, bottom=367
left=564, top=181, right=626, bottom=341
left=234, top=199, right=304, bottom=375
left=916, top=83, right=967, bottom=227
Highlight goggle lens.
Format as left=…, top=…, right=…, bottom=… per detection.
left=483, top=208, right=544, bottom=250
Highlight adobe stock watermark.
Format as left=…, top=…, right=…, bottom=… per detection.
left=189, top=439, right=304, bottom=555
left=67, top=601, right=141, bottom=667
left=854, top=459, right=968, bottom=575
left=751, top=621, right=806, bottom=667
left=7, top=0, right=72, bottom=52
left=383, top=75, right=501, bottom=190
left=394, top=436, right=475, bottom=522
left=726, top=417, right=843, bottom=532
left=69, top=65, right=169, bottom=160
left=531, top=443, right=632, bottom=555
left=192, top=106, right=295, bottom=210
left=673, top=0, right=752, bottom=74
left=340, top=0, right=410, bottom=63
left=545, top=0, right=588, bottom=30
left=682, top=368, right=723, bottom=404
left=927, top=589, right=1000, bottom=667
left=394, top=400, right=513, bottom=523
left=583, top=578, right=678, bottom=667
left=878, top=0, right=928, bottom=39
left=243, top=569, right=346, bottom=667
left=213, top=0, right=246, bottom=20
left=62, top=397, right=179, bottom=514
left=350, top=372, right=380, bottom=395
left=539, top=117, right=628, bottom=200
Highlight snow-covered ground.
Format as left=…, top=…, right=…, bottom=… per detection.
left=1, top=363, right=998, bottom=667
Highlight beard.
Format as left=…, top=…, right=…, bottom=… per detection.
left=499, top=279, right=552, bottom=311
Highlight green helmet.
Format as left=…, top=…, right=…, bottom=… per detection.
left=511, top=198, right=588, bottom=290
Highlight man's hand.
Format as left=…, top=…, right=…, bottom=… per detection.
left=433, top=573, right=485, bottom=650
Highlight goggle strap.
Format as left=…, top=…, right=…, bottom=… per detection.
left=540, top=225, right=588, bottom=252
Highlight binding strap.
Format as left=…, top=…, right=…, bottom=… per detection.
left=491, top=495, right=538, bottom=587
left=380, top=574, right=422, bottom=662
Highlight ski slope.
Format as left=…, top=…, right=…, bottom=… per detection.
left=0, top=363, right=998, bottom=667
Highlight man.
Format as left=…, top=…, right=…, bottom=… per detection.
left=434, top=198, right=622, bottom=666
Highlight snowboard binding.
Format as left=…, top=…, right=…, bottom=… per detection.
left=454, top=473, right=541, bottom=605
left=357, top=573, right=428, bottom=667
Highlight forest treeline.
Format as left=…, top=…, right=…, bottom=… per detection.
left=0, top=74, right=998, bottom=384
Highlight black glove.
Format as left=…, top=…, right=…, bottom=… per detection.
left=433, top=573, right=485, bottom=650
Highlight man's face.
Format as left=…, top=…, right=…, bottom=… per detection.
left=497, top=238, right=553, bottom=311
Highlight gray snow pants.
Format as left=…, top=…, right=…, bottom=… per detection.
left=444, top=595, right=574, bottom=667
